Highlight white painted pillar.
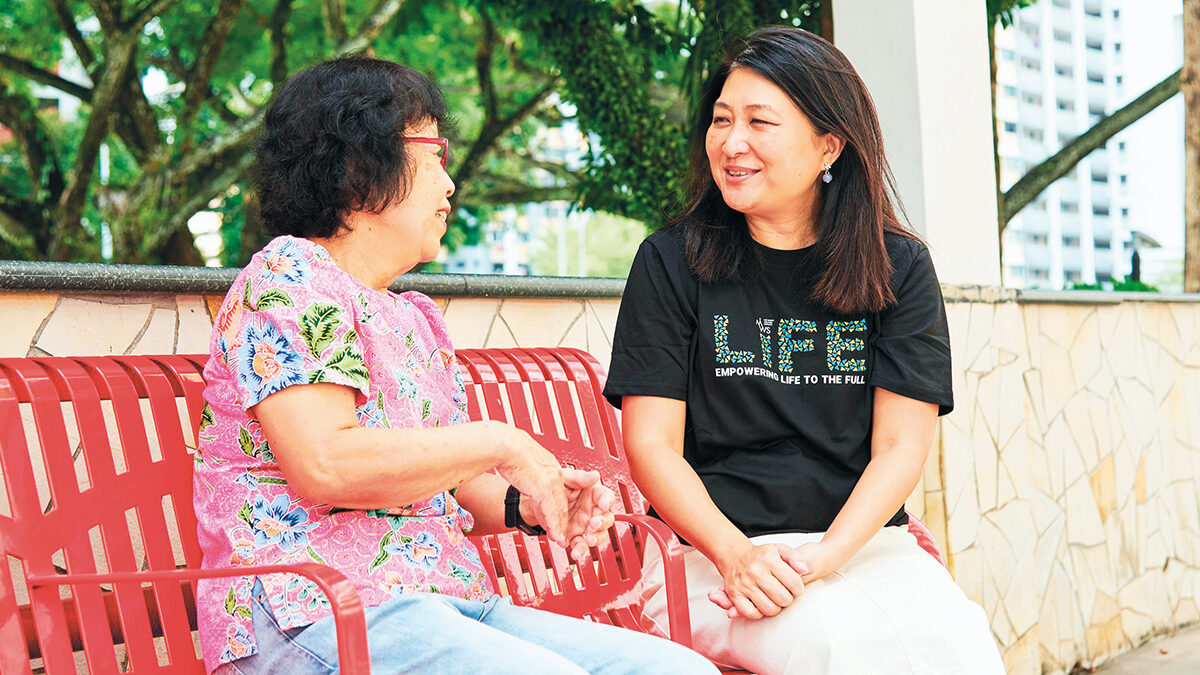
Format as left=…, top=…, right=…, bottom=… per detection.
left=832, top=0, right=1002, bottom=287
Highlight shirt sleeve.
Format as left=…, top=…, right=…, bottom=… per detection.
left=869, top=242, right=954, bottom=416
left=231, top=272, right=371, bottom=410
left=603, top=236, right=696, bottom=409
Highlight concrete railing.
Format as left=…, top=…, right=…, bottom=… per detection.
left=3, top=260, right=1199, bottom=674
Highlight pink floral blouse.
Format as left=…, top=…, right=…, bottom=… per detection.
left=194, top=236, right=492, bottom=672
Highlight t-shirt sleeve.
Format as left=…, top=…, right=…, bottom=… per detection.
left=231, top=274, right=371, bottom=410
left=869, top=243, right=954, bottom=416
left=603, top=237, right=696, bottom=409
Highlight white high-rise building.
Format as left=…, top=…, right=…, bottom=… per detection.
left=995, top=0, right=1132, bottom=289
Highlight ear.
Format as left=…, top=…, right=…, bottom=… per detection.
left=821, top=133, right=846, bottom=166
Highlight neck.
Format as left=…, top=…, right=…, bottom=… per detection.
left=745, top=188, right=821, bottom=249
left=311, top=220, right=415, bottom=292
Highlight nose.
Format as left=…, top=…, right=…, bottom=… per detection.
left=720, top=125, right=750, bottom=158
left=444, top=170, right=456, bottom=198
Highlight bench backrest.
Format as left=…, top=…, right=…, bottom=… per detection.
left=0, top=349, right=653, bottom=673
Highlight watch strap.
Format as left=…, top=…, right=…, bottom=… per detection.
left=504, top=485, right=546, bottom=536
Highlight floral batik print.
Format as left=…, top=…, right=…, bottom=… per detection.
left=194, top=236, right=491, bottom=672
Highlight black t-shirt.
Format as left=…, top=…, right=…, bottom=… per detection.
left=603, top=225, right=953, bottom=536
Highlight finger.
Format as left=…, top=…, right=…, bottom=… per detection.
left=779, top=547, right=812, bottom=577
left=754, top=574, right=794, bottom=609
left=730, top=592, right=762, bottom=620
left=708, top=587, right=733, bottom=610
left=768, top=554, right=806, bottom=595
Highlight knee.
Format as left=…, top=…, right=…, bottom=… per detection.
left=628, top=638, right=718, bottom=674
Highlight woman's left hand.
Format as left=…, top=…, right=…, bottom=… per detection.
left=709, top=540, right=847, bottom=617
left=523, top=468, right=615, bottom=561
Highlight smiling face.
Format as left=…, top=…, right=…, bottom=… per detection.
left=705, top=67, right=842, bottom=240
left=385, top=118, right=455, bottom=265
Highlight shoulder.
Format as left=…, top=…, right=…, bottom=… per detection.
left=636, top=226, right=691, bottom=276
left=884, top=231, right=936, bottom=284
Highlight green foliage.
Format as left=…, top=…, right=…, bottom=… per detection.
left=1, top=0, right=825, bottom=266
left=1067, top=277, right=1160, bottom=293
left=529, top=210, right=649, bottom=277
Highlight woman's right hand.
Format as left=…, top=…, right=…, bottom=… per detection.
left=712, top=542, right=810, bottom=619
left=491, top=422, right=570, bottom=545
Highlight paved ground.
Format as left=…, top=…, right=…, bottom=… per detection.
left=1093, top=623, right=1200, bottom=674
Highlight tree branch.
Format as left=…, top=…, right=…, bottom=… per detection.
left=49, top=33, right=139, bottom=259
left=130, top=0, right=186, bottom=31
left=324, top=0, right=347, bottom=45
left=0, top=82, right=66, bottom=208
left=475, top=12, right=500, bottom=120
left=0, top=54, right=92, bottom=101
left=338, top=0, right=406, bottom=55
left=471, top=184, right=579, bottom=206
left=116, top=58, right=162, bottom=161
left=452, top=77, right=558, bottom=199
left=177, top=0, right=247, bottom=138
left=144, top=151, right=256, bottom=253
left=0, top=190, right=41, bottom=253
left=1002, top=68, right=1182, bottom=225
left=270, top=0, right=295, bottom=87
left=84, top=0, right=121, bottom=32
left=49, top=0, right=97, bottom=68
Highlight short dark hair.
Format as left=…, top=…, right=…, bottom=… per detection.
left=253, top=57, right=447, bottom=239
left=676, top=27, right=916, bottom=315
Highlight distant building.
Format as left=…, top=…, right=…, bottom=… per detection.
left=994, top=0, right=1183, bottom=290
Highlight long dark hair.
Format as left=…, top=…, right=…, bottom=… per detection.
left=676, top=26, right=916, bottom=315
left=253, top=57, right=448, bottom=239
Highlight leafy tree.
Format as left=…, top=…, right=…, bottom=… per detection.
left=1185, top=0, right=1198, bottom=291
left=0, top=0, right=826, bottom=266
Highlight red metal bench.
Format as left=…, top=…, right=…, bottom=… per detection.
left=0, top=348, right=943, bottom=673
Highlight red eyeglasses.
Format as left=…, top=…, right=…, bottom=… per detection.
left=405, top=136, right=449, bottom=169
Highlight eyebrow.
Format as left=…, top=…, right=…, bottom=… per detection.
left=713, top=101, right=780, bottom=114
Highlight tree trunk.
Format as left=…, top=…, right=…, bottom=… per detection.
left=1002, top=68, right=1182, bottom=224
left=988, top=17, right=1004, bottom=263
left=1184, top=0, right=1199, bottom=292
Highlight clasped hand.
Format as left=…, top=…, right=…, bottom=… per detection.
left=710, top=541, right=839, bottom=619
left=521, top=467, right=616, bottom=562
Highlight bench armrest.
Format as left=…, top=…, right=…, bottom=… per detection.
left=613, top=514, right=692, bottom=648
left=27, top=563, right=370, bottom=672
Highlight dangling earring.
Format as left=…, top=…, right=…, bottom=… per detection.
left=822, top=163, right=833, bottom=184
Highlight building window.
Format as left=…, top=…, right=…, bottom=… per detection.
left=1092, top=173, right=1108, bottom=183
left=1023, top=93, right=1044, bottom=106
left=1116, top=75, right=1123, bottom=85
left=1095, top=239, right=1110, bottom=250
left=1058, top=133, right=1076, bottom=146
left=1054, top=29, right=1071, bottom=43
left=1063, top=202, right=1079, bottom=214
left=1097, top=271, right=1112, bottom=282
left=1119, top=174, right=1127, bottom=184
left=1055, top=64, right=1073, bottom=77
left=1114, top=43, right=1122, bottom=53
left=1025, top=128, right=1044, bottom=142
left=1085, top=6, right=1102, bottom=18
left=1036, top=198, right=1048, bottom=210
left=1023, top=58, right=1042, bottom=72
left=1003, top=85, right=1018, bottom=97
left=1029, top=233, right=1048, bottom=245
left=1001, top=49, right=1016, bottom=61
left=1087, top=72, right=1105, bottom=84
left=1089, top=105, right=1106, bottom=116
left=1121, top=208, right=1129, bottom=217
left=1057, top=99, right=1075, bottom=111
left=1064, top=270, right=1081, bottom=283
left=1085, top=40, right=1103, bottom=51
left=1113, top=9, right=1120, bottom=19
left=1118, top=141, right=1126, bottom=151
left=1093, top=206, right=1110, bottom=216
left=1004, top=122, right=1018, bottom=133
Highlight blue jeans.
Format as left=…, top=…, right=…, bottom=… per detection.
left=214, top=579, right=716, bottom=674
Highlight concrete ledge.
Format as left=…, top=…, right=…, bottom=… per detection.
left=0, top=260, right=626, bottom=298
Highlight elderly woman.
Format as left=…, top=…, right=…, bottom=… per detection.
left=604, top=27, right=1005, bottom=674
left=194, top=57, right=716, bottom=675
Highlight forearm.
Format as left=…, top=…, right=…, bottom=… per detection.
left=820, top=444, right=924, bottom=566
left=453, top=472, right=511, bottom=535
left=629, top=445, right=750, bottom=574
left=285, top=420, right=509, bottom=508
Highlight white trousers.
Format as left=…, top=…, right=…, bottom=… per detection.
left=639, top=527, right=1005, bottom=675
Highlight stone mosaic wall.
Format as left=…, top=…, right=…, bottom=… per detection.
left=2, top=287, right=1199, bottom=673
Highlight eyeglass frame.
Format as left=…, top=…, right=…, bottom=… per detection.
left=404, top=136, right=449, bottom=170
